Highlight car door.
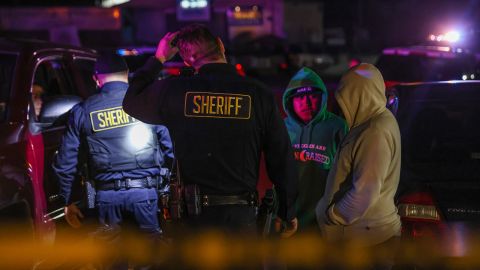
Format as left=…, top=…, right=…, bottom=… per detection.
left=0, top=52, right=29, bottom=217
left=30, top=53, right=96, bottom=226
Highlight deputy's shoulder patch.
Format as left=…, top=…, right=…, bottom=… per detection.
left=184, top=92, right=251, bottom=119
left=90, top=106, right=138, bottom=132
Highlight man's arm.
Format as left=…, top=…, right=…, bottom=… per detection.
left=328, top=128, right=392, bottom=225
left=263, top=95, right=298, bottom=237
left=123, top=32, right=179, bottom=124
left=53, top=105, right=86, bottom=228
left=52, top=104, right=84, bottom=205
left=123, top=58, right=166, bottom=124
left=155, top=125, right=174, bottom=170
left=263, top=93, right=298, bottom=222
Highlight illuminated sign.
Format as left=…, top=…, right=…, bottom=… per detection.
left=101, top=0, right=130, bottom=8
left=177, top=0, right=210, bottom=21
left=227, top=5, right=263, bottom=26
left=179, top=0, right=208, bottom=9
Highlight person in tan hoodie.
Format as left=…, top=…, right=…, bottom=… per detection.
left=316, top=63, right=401, bottom=268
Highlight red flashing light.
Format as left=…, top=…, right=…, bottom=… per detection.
left=279, top=63, right=288, bottom=70
left=166, top=67, right=181, bottom=76
left=349, top=59, right=360, bottom=68
left=235, top=63, right=246, bottom=76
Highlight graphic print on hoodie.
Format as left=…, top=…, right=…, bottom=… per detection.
left=282, top=67, right=348, bottom=230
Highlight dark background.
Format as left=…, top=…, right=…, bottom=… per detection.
left=2, top=0, right=480, bottom=51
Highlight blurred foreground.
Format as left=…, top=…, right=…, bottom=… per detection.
left=2, top=223, right=480, bottom=270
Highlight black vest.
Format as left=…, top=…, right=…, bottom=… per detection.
left=82, top=83, right=159, bottom=177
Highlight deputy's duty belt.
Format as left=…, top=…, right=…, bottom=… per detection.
left=201, top=193, right=257, bottom=207
left=96, top=176, right=159, bottom=191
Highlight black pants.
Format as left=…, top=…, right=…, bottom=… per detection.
left=162, top=205, right=258, bottom=270
left=187, top=204, right=258, bottom=233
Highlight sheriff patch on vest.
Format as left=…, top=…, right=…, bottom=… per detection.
left=184, top=92, right=251, bottom=119
left=90, top=106, right=138, bottom=132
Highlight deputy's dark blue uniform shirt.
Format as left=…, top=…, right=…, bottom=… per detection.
left=54, top=81, right=173, bottom=204
left=123, top=59, right=298, bottom=221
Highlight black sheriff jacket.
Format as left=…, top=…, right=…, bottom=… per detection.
left=123, top=58, right=298, bottom=221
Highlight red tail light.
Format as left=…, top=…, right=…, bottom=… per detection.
left=398, top=191, right=447, bottom=239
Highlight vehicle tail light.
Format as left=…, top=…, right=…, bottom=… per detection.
left=397, top=191, right=447, bottom=239
left=398, top=204, right=440, bottom=221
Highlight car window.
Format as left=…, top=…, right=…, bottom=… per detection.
left=0, top=53, right=17, bottom=122
left=396, top=84, right=480, bottom=181
left=72, top=57, right=97, bottom=97
left=32, top=58, right=78, bottom=122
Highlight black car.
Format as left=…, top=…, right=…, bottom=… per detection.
left=377, top=46, right=480, bottom=89
left=388, top=81, right=480, bottom=261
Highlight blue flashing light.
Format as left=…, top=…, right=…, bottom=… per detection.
left=117, top=49, right=127, bottom=56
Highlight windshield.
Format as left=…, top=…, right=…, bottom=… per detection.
left=376, top=54, right=477, bottom=82
left=394, top=83, right=480, bottom=182
left=0, top=53, right=17, bottom=122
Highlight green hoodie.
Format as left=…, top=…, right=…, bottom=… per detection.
left=282, top=67, right=348, bottom=230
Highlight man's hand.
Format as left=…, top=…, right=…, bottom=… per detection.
left=155, top=32, right=179, bottom=63
left=64, top=204, right=84, bottom=229
left=273, top=217, right=298, bottom=238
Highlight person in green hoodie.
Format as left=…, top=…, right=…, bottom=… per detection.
left=280, top=67, right=348, bottom=232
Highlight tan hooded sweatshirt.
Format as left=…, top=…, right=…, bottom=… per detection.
left=315, top=63, right=401, bottom=247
